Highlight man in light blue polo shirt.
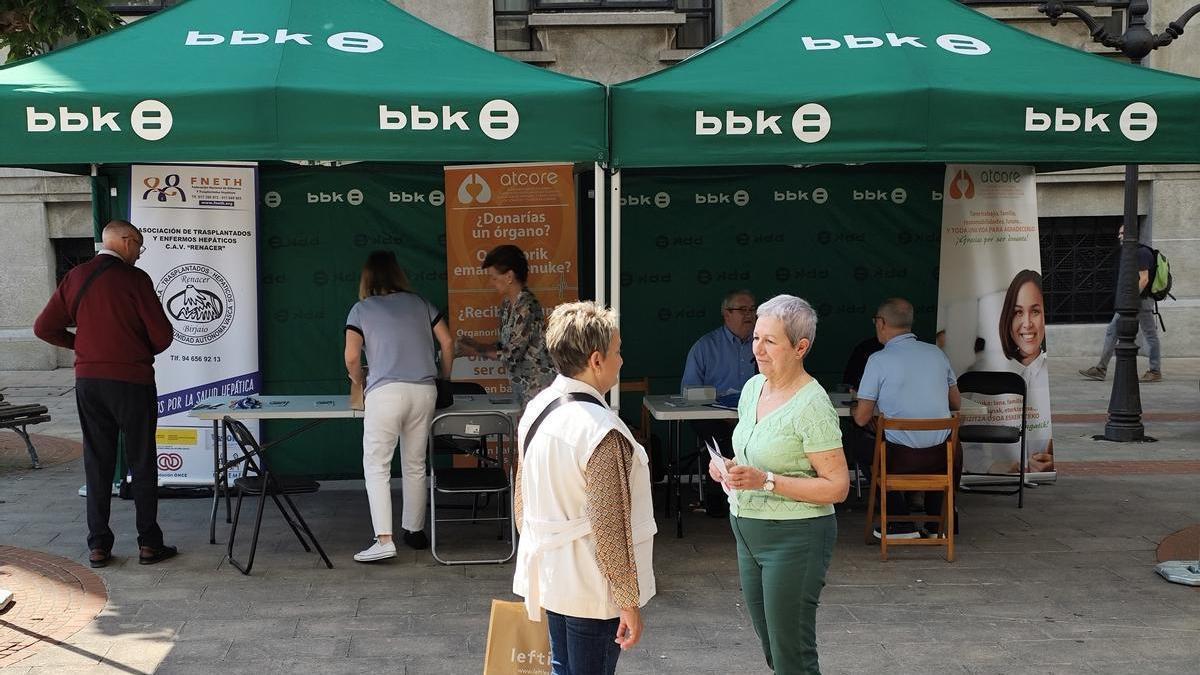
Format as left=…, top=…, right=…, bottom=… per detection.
left=853, top=298, right=962, bottom=538
left=681, top=289, right=756, bottom=517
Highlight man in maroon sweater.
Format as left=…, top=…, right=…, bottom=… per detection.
left=34, top=220, right=178, bottom=568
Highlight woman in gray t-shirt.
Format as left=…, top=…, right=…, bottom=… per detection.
left=344, top=251, right=453, bottom=563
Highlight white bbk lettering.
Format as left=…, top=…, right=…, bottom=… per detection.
left=26, top=106, right=121, bottom=132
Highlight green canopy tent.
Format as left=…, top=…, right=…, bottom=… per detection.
left=0, top=0, right=606, bottom=166
left=0, top=0, right=609, bottom=478
left=604, top=0, right=1200, bottom=406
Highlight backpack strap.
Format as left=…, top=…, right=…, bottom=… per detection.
left=70, top=255, right=120, bottom=322
left=521, top=392, right=606, bottom=458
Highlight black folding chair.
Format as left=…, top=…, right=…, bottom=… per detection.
left=220, top=417, right=333, bottom=575
left=433, top=382, right=490, bottom=460
left=427, top=410, right=516, bottom=565
left=956, top=371, right=1027, bottom=508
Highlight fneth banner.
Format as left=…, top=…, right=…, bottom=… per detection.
left=131, top=164, right=260, bottom=485
left=937, top=165, right=1054, bottom=482
left=444, top=163, right=577, bottom=394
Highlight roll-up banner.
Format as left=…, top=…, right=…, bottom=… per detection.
left=443, top=163, right=578, bottom=395
left=937, top=165, right=1055, bottom=484
left=131, top=164, right=260, bottom=485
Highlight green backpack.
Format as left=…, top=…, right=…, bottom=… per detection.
left=1139, top=244, right=1174, bottom=302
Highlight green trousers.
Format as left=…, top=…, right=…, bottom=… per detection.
left=730, top=514, right=836, bottom=675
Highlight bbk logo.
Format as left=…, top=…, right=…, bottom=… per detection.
left=620, top=192, right=671, bottom=208
left=380, top=99, right=519, bottom=140
left=1024, top=102, right=1156, bottom=142
left=799, top=33, right=990, bottom=56
left=306, top=189, right=364, bottom=205
left=389, top=189, right=445, bottom=207
left=263, top=191, right=282, bottom=208
left=26, top=99, right=172, bottom=141
left=186, top=29, right=383, bottom=53
left=853, top=188, right=907, bottom=204
left=696, top=103, right=830, bottom=143
left=695, top=190, right=750, bottom=207
left=773, top=187, right=829, bottom=204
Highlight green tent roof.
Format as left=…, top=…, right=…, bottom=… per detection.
left=610, top=0, right=1200, bottom=168
left=0, top=0, right=606, bottom=167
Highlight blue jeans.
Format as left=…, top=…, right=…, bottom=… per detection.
left=546, top=610, right=621, bottom=675
left=1098, top=301, right=1162, bottom=372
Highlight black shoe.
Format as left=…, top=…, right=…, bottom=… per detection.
left=872, top=523, right=921, bottom=540
left=924, top=510, right=961, bottom=537
left=138, top=544, right=178, bottom=565
left=402, top=530, right=429, bottom=550
left=88, top=548, right=112, bottom=568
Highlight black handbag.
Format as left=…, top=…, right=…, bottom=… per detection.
left=435, top=377, right=454, bottom=409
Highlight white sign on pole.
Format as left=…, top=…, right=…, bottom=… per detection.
left=131, top=164, right=259, bottom=485
left=937, top=165, right=1055, bottom=483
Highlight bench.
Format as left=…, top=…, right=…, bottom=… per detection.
left=0, top=393, right=51, bottom=469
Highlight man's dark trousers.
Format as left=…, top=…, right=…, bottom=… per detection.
left=76, top=378, right=164, bottom=552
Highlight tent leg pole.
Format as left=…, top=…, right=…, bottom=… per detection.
left=609, top=169, right=622, bottom=407
left=594, top=162, right=606, bottom=307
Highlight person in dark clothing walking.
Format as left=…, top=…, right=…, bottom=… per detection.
left=34, top=220, right=178, bottom=568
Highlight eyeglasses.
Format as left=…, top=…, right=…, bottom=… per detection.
left=725, top=306, right=756, bottom=314
left=871, top=315, right=883, bottom=324
left=122, top=236, right=146, bottom=254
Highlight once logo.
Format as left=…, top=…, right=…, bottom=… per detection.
left=379, top=99, right=519, bottom=140
left=26, top=99, right=172, bottom=141
left=1024, top=102, right=1157, bottom=142
left=457, top=174, right=492, bottom=205
left=263, top=191, right=282, bottom=208
left=185, top=29, right=383, bottom=53
left=156, top=264, right=235, bottom=346
left=948, top=169, right=975, bottom=200
left=157, top=452, right=184, bottom=472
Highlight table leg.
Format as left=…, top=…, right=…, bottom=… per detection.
left=663, top=419, right=674, bottom=519
left=674, top=420, right=683, bottom=538
left=209, top=419, right=219, bottom=544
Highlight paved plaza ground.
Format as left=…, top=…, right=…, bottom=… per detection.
left=1, top=357, right=1197, bottom=674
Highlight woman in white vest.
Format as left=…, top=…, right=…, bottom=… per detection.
left=513, top=301, right=655, bottom=675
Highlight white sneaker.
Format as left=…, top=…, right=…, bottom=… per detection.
left=353, top=539, right=397, bottom=562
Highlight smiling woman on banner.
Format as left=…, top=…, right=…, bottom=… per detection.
left=344, top=250, right=454, bottom=563
left=999, top=269, right=1053, bottom=473
left=458, top=244, right=556, bottom=406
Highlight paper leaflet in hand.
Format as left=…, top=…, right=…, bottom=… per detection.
left=706, top=439, right=733, bottom=496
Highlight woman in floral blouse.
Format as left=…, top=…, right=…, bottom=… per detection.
left=459, top=245, right=556, bottom=406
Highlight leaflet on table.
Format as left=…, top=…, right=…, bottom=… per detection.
left=706, top=439, right=733, bottom=496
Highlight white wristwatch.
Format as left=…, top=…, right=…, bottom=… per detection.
left=762, top=471, right=776, bottom=492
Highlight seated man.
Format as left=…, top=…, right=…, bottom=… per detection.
left=852, top=298, right=962, bottom=539
left=680, top=289, right=756, bottom=517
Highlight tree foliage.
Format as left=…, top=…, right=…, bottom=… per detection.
left=0, top=0, right=124, bottom=63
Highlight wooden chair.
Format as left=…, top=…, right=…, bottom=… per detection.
left=619, top=378, right=651, bottom=444
left=863, top=414, right=960, bottom=562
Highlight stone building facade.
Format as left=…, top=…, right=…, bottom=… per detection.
left=2, top=0, right=1197, bottom=369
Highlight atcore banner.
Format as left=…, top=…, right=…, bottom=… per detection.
left=131, top=164, right=260, bottom=485
left=937, top=164, right=1054, bottom=483
left=444, top=163, right=578, bottom=395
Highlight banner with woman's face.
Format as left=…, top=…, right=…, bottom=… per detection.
left=937, top=165, right=1054, bottom=480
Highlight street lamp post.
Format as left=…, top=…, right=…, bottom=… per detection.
left=1001, top=0, right=1200, bottom=440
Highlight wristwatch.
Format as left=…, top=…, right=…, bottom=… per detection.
left=762, top=471, right=776, bottom=492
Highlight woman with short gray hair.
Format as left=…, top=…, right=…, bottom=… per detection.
left=709, top=293, right=849, bottom=674
left=513, top=301, right=656, bottom=675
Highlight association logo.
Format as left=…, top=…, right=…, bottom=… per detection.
left=457, top=174, right=492, bottom=204
left=157, top=452, right=184, bottom=472
left=156, top=264, right=235, bottom=346
left=948, top=169, right=975, bottom=200
left=142, top=174, right=187, bottom=203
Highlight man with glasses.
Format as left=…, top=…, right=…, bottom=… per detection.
left=681, top=289, right=757, bottom=517
left=34, top=220, right=178, bottom=568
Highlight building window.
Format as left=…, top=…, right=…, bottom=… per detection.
left=495, top=0, right=715, bottom=51
left=1039, top=216, right=1128, bottom=324
left=104, top=0, right=182, bottom=14
left=53, top=238, right=97, bottom=284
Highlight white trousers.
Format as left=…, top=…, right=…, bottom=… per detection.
left=362, top=381, right=436, bottom=535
